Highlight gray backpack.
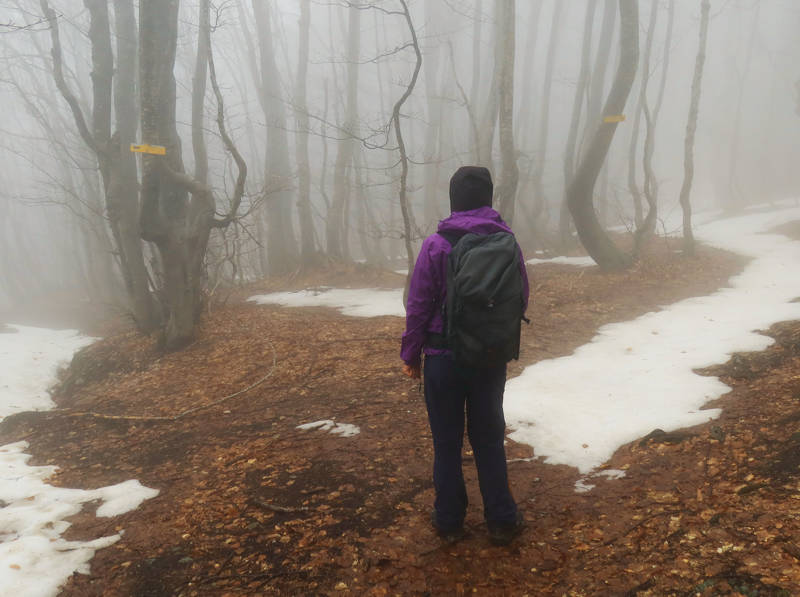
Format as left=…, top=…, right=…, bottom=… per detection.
left=439, top=230, right=527, bottom=368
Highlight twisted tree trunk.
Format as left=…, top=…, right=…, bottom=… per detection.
left=559, top=0, right=597, bottom=248
left=567, top=0, right=639, bottom=271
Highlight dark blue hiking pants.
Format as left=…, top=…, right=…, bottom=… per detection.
left=423, top=353, right=518, bottom=531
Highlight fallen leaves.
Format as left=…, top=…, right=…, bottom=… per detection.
left=5, top=244, right=800, bottom=595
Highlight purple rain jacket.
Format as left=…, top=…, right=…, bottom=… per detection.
left=400, top=206, right=530, bottom=367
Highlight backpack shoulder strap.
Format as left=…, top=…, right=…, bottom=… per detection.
left=437, top=229, right=465, bottom=247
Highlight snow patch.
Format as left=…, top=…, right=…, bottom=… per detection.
left=505, top=204, right=800, bottom=481
left=0, top=325, right=95, bottom=421
left=296, top=419, right=360, bottom=438
left=573, top=469, right=627, bottom=493
left=0, top=325, right=159, bottom=596
left=249, top=287, right=404, bottom=318
left=526, top=256, right=597, bottom=267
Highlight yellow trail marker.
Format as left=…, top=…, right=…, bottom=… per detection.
left=603, top=114, right=626, bottom=123
left=130, top=143, right=166, bottom=155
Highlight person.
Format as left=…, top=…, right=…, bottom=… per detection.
left=401, top=166, right=529, bottom=545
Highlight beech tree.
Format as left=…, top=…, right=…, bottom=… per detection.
left=138, top=0, right=246, bottom=349
left=39, top=0, right=158, bottom=330
left=326, top=3, right=361, bottom=261
left=524, top=2, right=563, bottom=243
left=495, top=0, right=519, bottom=226
left=567, top=0, right=639, bottom=271
left=251, top=1, right=299, bottom=274
left=559, top=0, right=597, bottom=248
left=294, top=0, right=317, bottom=266
left=634, top=0, right=675, bottom=255
left=393, top=0, right=422, bottom=304
left=678, top=0, right=711, bottom=256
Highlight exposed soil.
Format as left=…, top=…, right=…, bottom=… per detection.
left=2, top=237, right=800, bottom=596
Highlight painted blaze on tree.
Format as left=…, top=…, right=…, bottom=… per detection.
left=138, top=0, right=245, bottom=350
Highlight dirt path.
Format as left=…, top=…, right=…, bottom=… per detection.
left=2, top=241, right=799, bottom=595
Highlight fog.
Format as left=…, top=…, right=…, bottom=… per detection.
left=0, top=0, right=798, bottom=318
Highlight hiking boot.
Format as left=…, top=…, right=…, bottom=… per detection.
left=430, top=511, right=465, bottom=543
left=488, top=511, right=525, bottom=546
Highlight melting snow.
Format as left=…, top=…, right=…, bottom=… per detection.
left=249, top=287, right=404, bottom=318
left=0, top=325, right=159, bottom=596
left=297, top=419, right=360, bottom=438
left=505, top=203, right=800, bottom=478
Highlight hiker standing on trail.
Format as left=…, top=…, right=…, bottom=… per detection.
left=400, top=166, right=529, bottom=545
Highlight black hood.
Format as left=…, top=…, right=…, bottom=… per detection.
left=449, top=166, right=493, bottom=212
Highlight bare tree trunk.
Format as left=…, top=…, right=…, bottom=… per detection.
left=679, top=0, right=711, bottom=256
left=233, top=0, right=268, bottom=277
left=252, top=1, right=299, bottom=275
left=326, top=3, right=360, bottom=260
left=727, top=1, right=760, bottom=211
left=631, top=0, right=659, bottom=254
left=109, top=0, right=160, bottom=330
left=495, top=0, right=518, bottom=225
left=582, top=0, right=616, bottom=227
left=634, top=0, right=674, bottom=255
left=515, top=0, right=543, bottom=153
left=470, top=0, right=483, bottom=162
left=586, top=0, right=618, bottom=134
left=393, top=0, right=422, bottom=306
left=567, top=0, right=639, bottom=271
left=192, top=0, right=209, bottom=185
left=139, top=0, right=246, bottom=349
left=477, top=2, right=501, bottom=170
left=41, top=0, right=158, bottom=330
left=422, top=0, right=443, bottom=225
left=525, top=1, right=563, bottom=242
left=295, top=0, right=316, bottom=266
left=139, top=0, right=198, bottom=348
left=559, top=0, right=597, bottom=248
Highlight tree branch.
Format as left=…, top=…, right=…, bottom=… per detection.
left=38, top=0, right=97, bottom=155
left=207, top=13, right=248, bottom=228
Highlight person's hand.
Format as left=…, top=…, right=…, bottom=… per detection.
left=402, top=363, right=421, bottom=380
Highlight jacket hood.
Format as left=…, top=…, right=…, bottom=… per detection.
left=436, top=206, right=513, bottom=236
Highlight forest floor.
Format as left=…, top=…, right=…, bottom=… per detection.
left=1, top=232, right=800, bottom=596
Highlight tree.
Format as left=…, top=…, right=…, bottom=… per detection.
left=138, top=0, right=246, bottom=349
left=39, top=0, right=158, bottom=330
left=567, top=0, right=639, bottom=271
left=559, top=0, right=598, bottom=248
left=634, top=0, right=675, bottom=255
left=392, top=0, right=422, bottom=305
left=495, top=0, right=518, bottom=225
left=251, top=1, right=299, bottom=274
left=678, top=0, right=711, bottom=256
left=477, top=1, right=501, bottom=170
left=524, top=1, right=563, bottom=244
left=727, top=1, right=760, bottom=211
left=627, top=0, right=658, bottom=248
left=326, top=2, right=361, bottom=261
left=582, top=0, right=616, bottom=227
left=469, top=0, right=483, bottom=162
left=294, top=0, right=317, bottom=266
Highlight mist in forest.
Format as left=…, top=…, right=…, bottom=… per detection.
left=0, top=0, right=798, bottom=327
